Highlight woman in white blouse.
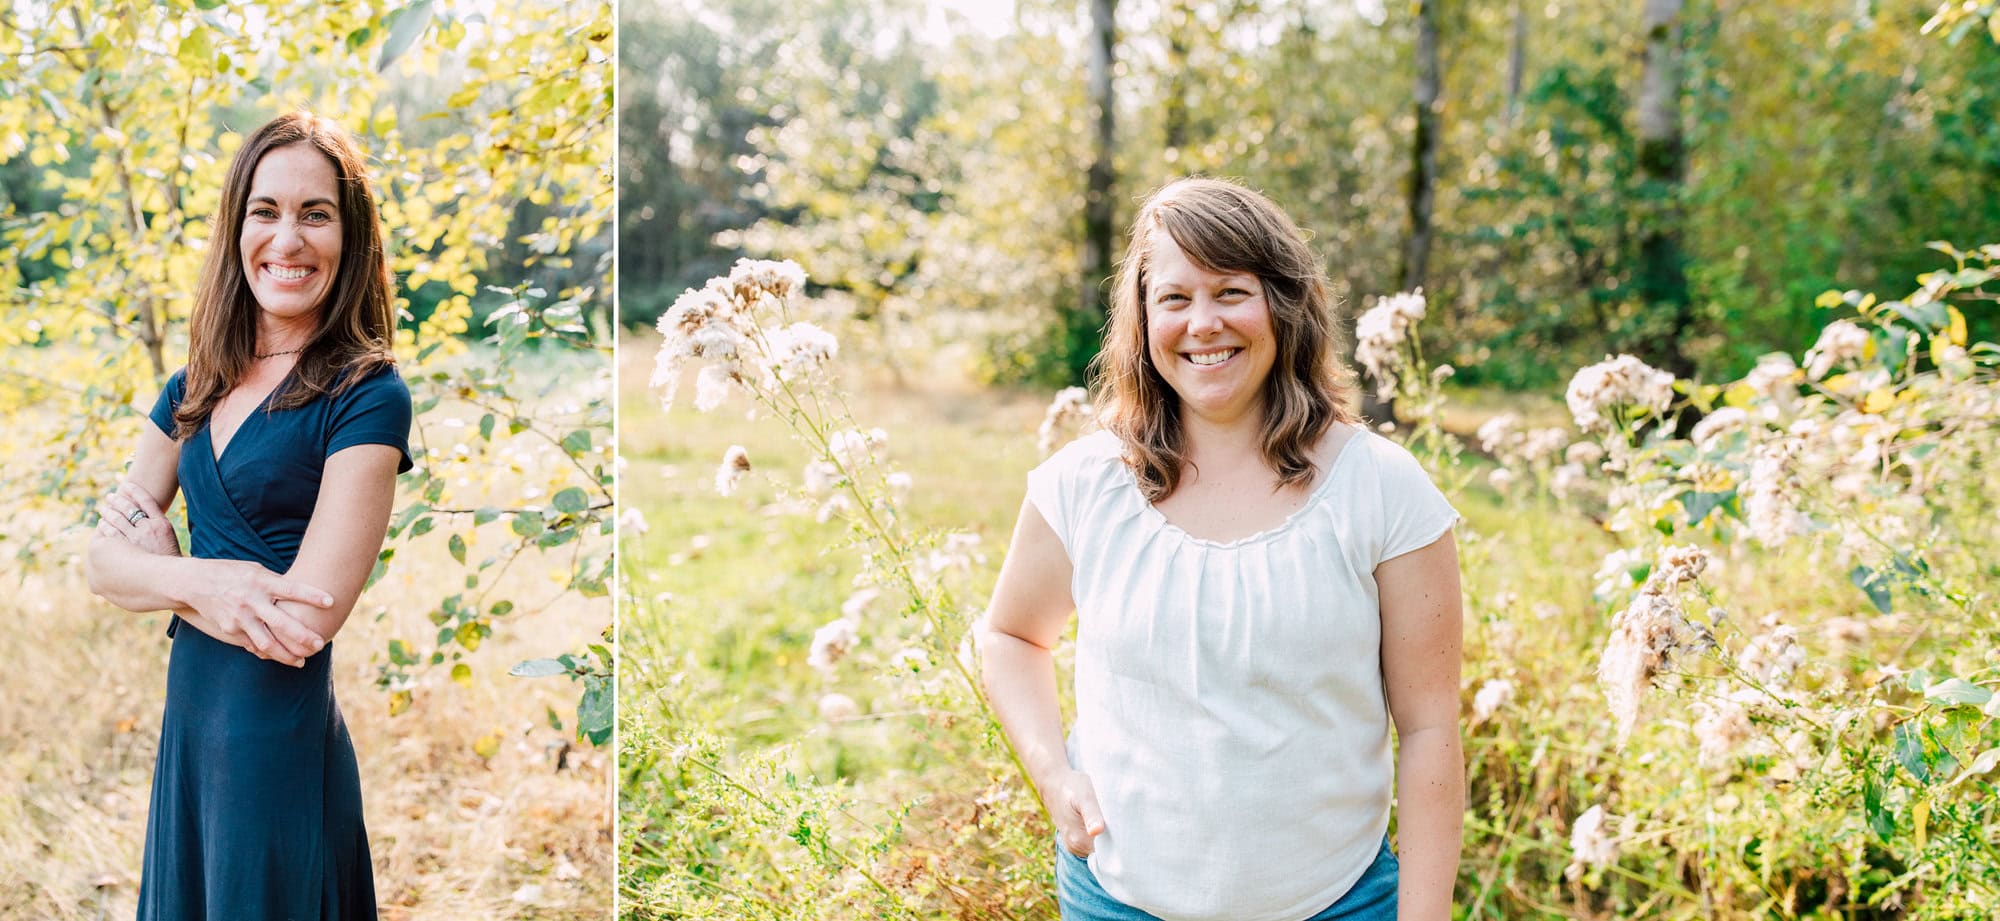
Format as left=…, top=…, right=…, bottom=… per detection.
left=981, top=178, right=1464, bottom=921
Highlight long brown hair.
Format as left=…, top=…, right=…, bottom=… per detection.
left=1093, top=177, right=1356, bottom=502
left=173, top=111, right=395, bottom=439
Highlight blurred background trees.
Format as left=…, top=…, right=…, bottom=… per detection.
left=620, top=0, right=2000, bottom=390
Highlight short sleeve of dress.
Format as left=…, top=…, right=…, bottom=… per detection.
left=326, top=365, right=414, bottom=474
left=147, top=368, right=188, bottom=439
left=1371, top=433, right=1460, bottom=564
left=1024, top=446, right=1076, bottom=559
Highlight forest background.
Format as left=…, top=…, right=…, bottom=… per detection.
left=0, top=1, right=615, bottom=917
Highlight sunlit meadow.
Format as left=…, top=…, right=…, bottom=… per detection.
left=620, top=251, right=1999, bottom=919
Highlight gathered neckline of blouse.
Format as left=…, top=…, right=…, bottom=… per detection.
left=1124, top=422, right=1369, bottom=550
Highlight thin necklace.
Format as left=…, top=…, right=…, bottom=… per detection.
left=256, top=346, right=305, bottom=360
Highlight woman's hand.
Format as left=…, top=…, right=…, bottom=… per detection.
left=181, top=558, right=335, bottom=668
left=95, top=481, right=182, bottom=557
left=1044, top=767, right=1108, bottom=858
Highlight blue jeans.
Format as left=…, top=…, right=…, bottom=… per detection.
left=1055, top=836, right=1399, bottom=921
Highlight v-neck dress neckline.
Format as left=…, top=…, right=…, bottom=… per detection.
left=207, top=372, right=291, bottom=464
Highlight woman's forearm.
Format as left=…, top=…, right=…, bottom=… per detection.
left=978, top=627, right=1073, bottom=790
left=1394, top=724, right=1464, bottom=921
left=85, top=532, right=218, bottom=614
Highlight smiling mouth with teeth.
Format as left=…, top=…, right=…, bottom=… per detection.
left=266, top=265, right=314, bottom=280
left=1187, top=349, right=1239, bottom=366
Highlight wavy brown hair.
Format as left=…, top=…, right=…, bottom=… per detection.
left=172, top=112, right=395, bottom=439
left=1092, top=177, right=1356, bottom=502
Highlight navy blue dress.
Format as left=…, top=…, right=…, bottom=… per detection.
left=137, top=364, right=411, bottom=921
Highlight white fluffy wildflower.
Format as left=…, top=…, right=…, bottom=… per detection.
left=886, top=471, right=914, bottom=496
left=1522, top=427, right=1570, bottom=464
left=1550, top=462, right=1587, bottom=500
left=762, top=321, right=839, bottom=383
left=619, top=507, right=649, bottom=536
left=1803, top=320, right=1871, bottom=380
left=1743, top=353, right=1801, bottom=403
left=888, top=647, right=930, bottom=673
left=1471, top=678, right=1515, bottom=726
left=1692, top=694, right=1753, bottom=768
left=1354, top=290, right=1428, bottom=392
left=1688, top=407, right=1748, bottom=448
left=1598, top=590, right=1698, bottom=740
left=826, top=427, right=886, bottom=466
left=1592, top=546, right=1649, bottom=600
left=1476, top=413, right=1521, bottom=455
left=840, top=586, right=880, bottom=620
left=815, top=492, right=855, bottom=523
left=691, top=364, right=734, bottom=413
left=1743, top=440, right=1810, bottom=546
left=1565, top=441, right=1607, bottom=467
left=652, top=281, right=751, bottom=406
left=807, top=617, right=860, bottom=674
left=1566, top=355, right=1676, bottom=432
left=1487, top=467, right=1517, bottom=491
left=1566, top=805, right=1618, bottom=880
left=802, top=460, right=841, bottom=496
left=1650, top=544, right=1709, bottom=590
left=1038, top=386, right=1097, bottom=456
left=729, top=258, right=808, bottom=301
left=715, top=445, right=751, bottom=497
left=1738, top=625, right=1805, bottom=687
left=817, top=692, right=860, bottom=723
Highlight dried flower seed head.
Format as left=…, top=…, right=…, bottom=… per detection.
left=1566, top=354, right=1676, bottom=433
left=714, top=445, right=752, bottom=497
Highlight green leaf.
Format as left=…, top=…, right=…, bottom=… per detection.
left=376, top=0, right=437, bottom=72
left=511, top=514, right=544, bottom=539
left=388, top=638, right=419, bottom=666
left=551, top=486, right=589, bottom=514
left=1894, top=723, right=1930, bottom=784
left=509, top=657, right=569, bottom=678
left=474, top=505, right=501, bottom=526
left=578, top=674, right=612, bottom=746
left=1678, top=489, right=1734, bottom=527
left=1850, top=565, right=1893, bottom=615
left=560, top=429, right=592, bottom=454
left=1925, top=679, right=1992, bottom=708
left=478, top=413, right=495, bottom=442
left=448, top=533, right=466, bottom=564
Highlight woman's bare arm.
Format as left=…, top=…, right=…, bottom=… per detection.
left=268, top=443, right=402, bottom=641
left=978, top=497, right=1106, bottom=857
left=1378, top=531, right=1466, bottom=921
left=86, top=420, right=332, bottom=666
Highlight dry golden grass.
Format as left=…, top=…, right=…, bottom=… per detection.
left=0, top=394, right=612, bottom=920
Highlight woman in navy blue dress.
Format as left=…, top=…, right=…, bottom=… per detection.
left=84, top=112, right=411, bottom=921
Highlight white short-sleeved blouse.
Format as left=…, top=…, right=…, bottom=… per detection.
left=1025, top=424, right=1459, bottom=921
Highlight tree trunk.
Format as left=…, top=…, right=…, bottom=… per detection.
left=1165, top=0, right=1189, bottom=157
left=1369, top=0, right=1440, bottom=426
left=1636, top=0, right=1694, bottom=380
left=1399, top=0, right=1439, bottom=296
left=1506, top=0, right=1527, bottom=125
left=1083, top=0, right=1117, bottom=324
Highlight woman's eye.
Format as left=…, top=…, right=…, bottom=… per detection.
left=1157, top=292, right=1188, bottom=305
left=304, top=210, right=334, bottom=223
left=249, top=207, right=277, bottom=219
left=1220, top=287, right=1250, bottom=298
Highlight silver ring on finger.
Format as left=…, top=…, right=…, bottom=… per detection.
left=127, top=508, right=149, bottom=524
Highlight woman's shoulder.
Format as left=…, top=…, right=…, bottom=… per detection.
left=332, top=358, right=411, bottom=403
left=1035, top=428, right=1125, bottom=478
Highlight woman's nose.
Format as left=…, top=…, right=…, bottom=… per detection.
left=1187, top=298, right=1226, bottom=335
left=270, top=220, right=305, bottom=253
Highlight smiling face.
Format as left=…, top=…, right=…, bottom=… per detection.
left=238, top=142, right=342, bottom=325
left=1144, top=232, right=1277, bottom=427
